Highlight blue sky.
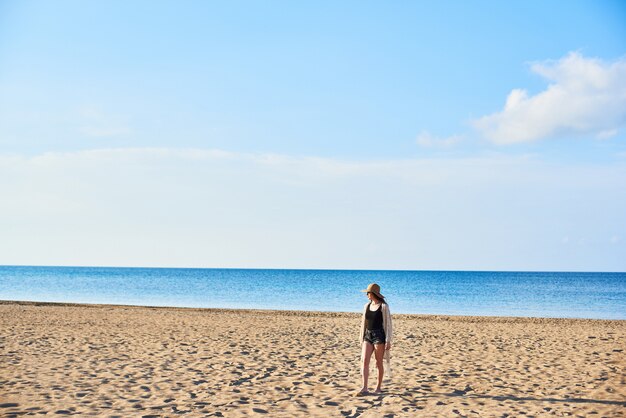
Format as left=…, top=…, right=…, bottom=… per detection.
left=1, top=1, right=625, bottom=271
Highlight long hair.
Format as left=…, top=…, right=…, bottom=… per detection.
left=371, top=292, right=386, bottom=304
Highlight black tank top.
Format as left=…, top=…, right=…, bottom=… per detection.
left=365, top=302, right=384, bottom=330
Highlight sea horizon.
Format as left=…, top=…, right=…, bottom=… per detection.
left=3, top=263, right=625, bottom=274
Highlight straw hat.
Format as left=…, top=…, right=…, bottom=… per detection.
left=362, top=283, right=385, bottom=299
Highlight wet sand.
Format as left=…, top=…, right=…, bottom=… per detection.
left=1, top=301, right=624, bottom=417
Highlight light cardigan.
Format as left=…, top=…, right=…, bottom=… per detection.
left=359, top=302, right=393, bottom=345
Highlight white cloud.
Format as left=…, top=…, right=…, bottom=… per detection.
left=473, top=52, right=626, bottom=144
left=596, top=129, right=618, bottom=140
left=416, top=131, right=462, bottom=148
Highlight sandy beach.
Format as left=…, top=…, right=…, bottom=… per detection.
left=1, top=301, right=624, bottom=417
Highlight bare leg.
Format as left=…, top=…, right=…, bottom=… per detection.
left=360, top=341, right=374, bottom=393
left=373, top=343, right=385, bottom=392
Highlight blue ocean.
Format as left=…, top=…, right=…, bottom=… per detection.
left=0, top=266, right=624, bottom=319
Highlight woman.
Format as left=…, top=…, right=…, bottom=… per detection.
left=358, top=283, right=392, bottom=395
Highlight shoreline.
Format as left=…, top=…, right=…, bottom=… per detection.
left=3, top=266, right=624, bottom=321
left=1, top=299, right=624, bottom=324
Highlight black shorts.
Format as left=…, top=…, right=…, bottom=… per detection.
left=364, top=328, right=386, bottom=345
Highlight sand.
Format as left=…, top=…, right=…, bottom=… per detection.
left=1, top=301, right=624, bottom=417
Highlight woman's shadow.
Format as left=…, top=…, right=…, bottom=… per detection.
left=375, top=386, right=626, bottom=408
